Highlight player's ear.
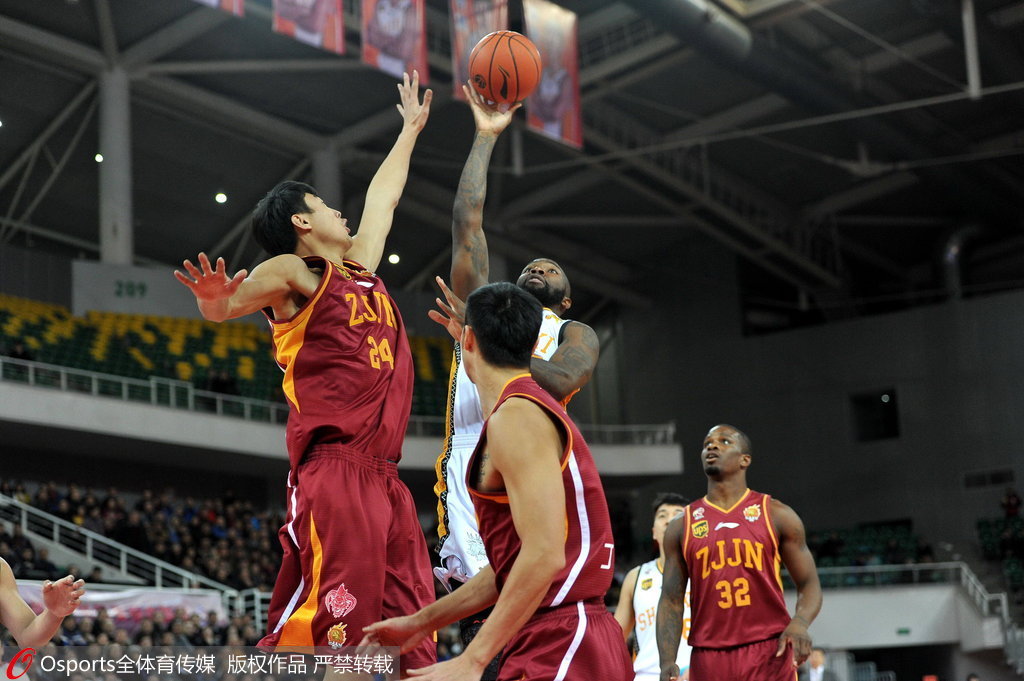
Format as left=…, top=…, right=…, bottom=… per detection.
left=560, top=296, right=572, bottom=313
left=292, top=213, right=310, bottom=232
left=462, top=325, right=475, bottom=350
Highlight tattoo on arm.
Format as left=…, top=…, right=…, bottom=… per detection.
left=453, top=135, right=496, bottom=244
left=532, top=324, right=599, bottom=400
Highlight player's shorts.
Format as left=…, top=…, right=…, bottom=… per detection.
left=690, top=637, right=797, bottom=681
left=258, top=444, right=436, bottom=675
left=458, top=605, right=502, bottom=681
left=497, top=600, right=632, bottom=681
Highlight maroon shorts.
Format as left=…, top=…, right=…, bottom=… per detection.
left=497, top=601, right=632, bottom=681
left=690, top=637, right=797, bottom=681
left=258, top=445, right=436, bottom=675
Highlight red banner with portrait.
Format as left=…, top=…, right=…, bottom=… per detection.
left=362, top=0, right=429, bottom=82
left=449, top=0, right=508, bottom=101
left=191, top=0, right=244, bottom=16
left=523, top=0, right=582, bottom=149
left=273, top=0, right=346, bottom=55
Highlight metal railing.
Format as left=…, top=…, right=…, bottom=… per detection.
left=809, top=562, right=1009, bottom=621
left=0, top=355, right=678, bottom=445
left=0, top=492, right=237, bottom=595
left=0, top=355, right=289, bottom=424
left=236, top=588, right=273, bottom=633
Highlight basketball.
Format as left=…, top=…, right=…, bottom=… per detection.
left=468, top=30, right=543, bottom=105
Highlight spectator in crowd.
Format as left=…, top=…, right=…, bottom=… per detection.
left=6, top=341, right=34, bottom=361
left=1002, top=488, right=1022, bottom=518
left=798, top=647, right=837, bottom=681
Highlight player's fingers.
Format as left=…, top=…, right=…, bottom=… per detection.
left=510, top=102, right=523, bottom=114
left=182, top=259, right=202, bottom=278
left=173, top=271, right=197, bottom=288
left=775, top=635, right=788, bottom=656
left=73, top=579, right=85, bottom=588
left=411, top=70, right=419, bottom=91
left=421, top=89, right=433, bottom=112
left=198, top=252, right=213, bottom=274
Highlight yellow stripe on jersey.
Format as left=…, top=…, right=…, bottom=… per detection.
left=269, top=265, right=333, bottom=412
left=434, top=347, right=461, bottom=542
left=278, top=512, right=325, bottom=647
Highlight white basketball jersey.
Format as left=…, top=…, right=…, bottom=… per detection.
left=434, top=308, right=570, bottom=587
left=632, top=559, right=692, bottom=679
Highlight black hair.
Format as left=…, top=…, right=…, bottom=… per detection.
left=652, top=492, right=689, bottom=516
left=465, top=282, right=543, bottom=369
left=251, top=181, right=318, bottom=256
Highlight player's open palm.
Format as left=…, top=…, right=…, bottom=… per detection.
left=463, top=83, right=520, bottom=135
left=174, top=252, right=247, bottom=302
left=427, top=277, right=466, bottom=343
left=397, top=70, right=432, bottom=132
left=42, top=575, right=85, bottom=618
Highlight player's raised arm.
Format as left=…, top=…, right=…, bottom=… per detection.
left=450, top=84, right=520, bottom=299
left=174, top=252, right=317, bottom=322
left=347, top=71, right=432, bottom=272
left=657, top=516, right=688, bottom=681
left=773, top=499, right=822, bottom=666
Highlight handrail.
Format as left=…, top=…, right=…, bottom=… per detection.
left=0, top=493, right=237, bottom=595
left=0, top=355, right=678, bottom=444
left=808, top=561, right=1008, bottom=622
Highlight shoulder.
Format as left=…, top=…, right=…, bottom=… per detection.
left=769, top=497, right=806, bottom=537
left=490, top=395, right=552, bottom=430
left=621, top=564, right=641, bottom=593
left=561, top=320, right=597, bottom=341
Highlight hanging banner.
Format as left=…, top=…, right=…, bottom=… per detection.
left=523, top=0, right=582, bottom=149
left=449, top=0, right=508, bottom=101
left=362, top=0, right=429, bottom=82
left=273, top=0, right=346, bottom=55
left=191, top=0, right=244, bottom=16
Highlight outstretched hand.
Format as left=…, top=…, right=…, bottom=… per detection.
left=398, top=70, right=433, bottom=132
left=463, top=83, right=521, bottom=137
left=174, top=253, right=247, bottom=302
left=42, top=575, right=85, bottom=618
left=427, top=276, right=466, bottom=342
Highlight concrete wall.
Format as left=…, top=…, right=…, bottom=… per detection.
left=617, top=235, right=1023, bottom=549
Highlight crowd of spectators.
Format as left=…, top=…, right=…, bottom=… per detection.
left=1, top=480, right=284, bottom=592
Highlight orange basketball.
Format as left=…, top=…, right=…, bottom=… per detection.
left=468, top=30, right=543, bottom=105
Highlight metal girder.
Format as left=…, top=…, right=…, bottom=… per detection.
left=132, top=75, right=325, bottom=153
left=0, top=217, right=163, bottom=267
left=121, top=7, right=231, bottom=70
left=0, top=14, right=105, bottom=73
left=137, top=59, right=365, bottom=76
left=94, top=0, right=119, bottom=65
left=500, top=170, right=607, bottom=222
left=204, top=158, right=311, bottom=258
left=392, top=193, right=652, bottom=308
left=512, top=216, right=686, bottom=229
left=802, top=173, right=919, bottom=218
left=0, top=82, right=98, bottom=195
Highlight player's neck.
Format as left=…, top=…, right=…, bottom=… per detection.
left=476, top=365, right=529, bottom=416
left=295, top=239, right=348, bottom=265
left=705, top=477, right=748, bottom=508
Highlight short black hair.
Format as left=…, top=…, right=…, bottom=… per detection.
left=251, top=181, right=318, bottom=256
left=652, top=492, right=689, bottom=516
left=465, top=282, right=542, bottom=369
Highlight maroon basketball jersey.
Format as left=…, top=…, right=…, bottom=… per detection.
left=264, top=257, right=414, bottom=468
left=682, top=489, right=791, bottom=648
left=468, top=374, right=616, bottom=608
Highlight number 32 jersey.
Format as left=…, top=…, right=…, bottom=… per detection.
left=265, top=256, right=414, bottom=469
left=682, top=489, right=791, bottom=648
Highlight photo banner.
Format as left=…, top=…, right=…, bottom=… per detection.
left=273, top=0, right=345, bottom=55
left=449, top=0, right=508, bottom=101
left=191, top=0, right=245, bottom=16
left=523, top=0, right=582, bottom=149
left=362, top=0, right=429, bottom=82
